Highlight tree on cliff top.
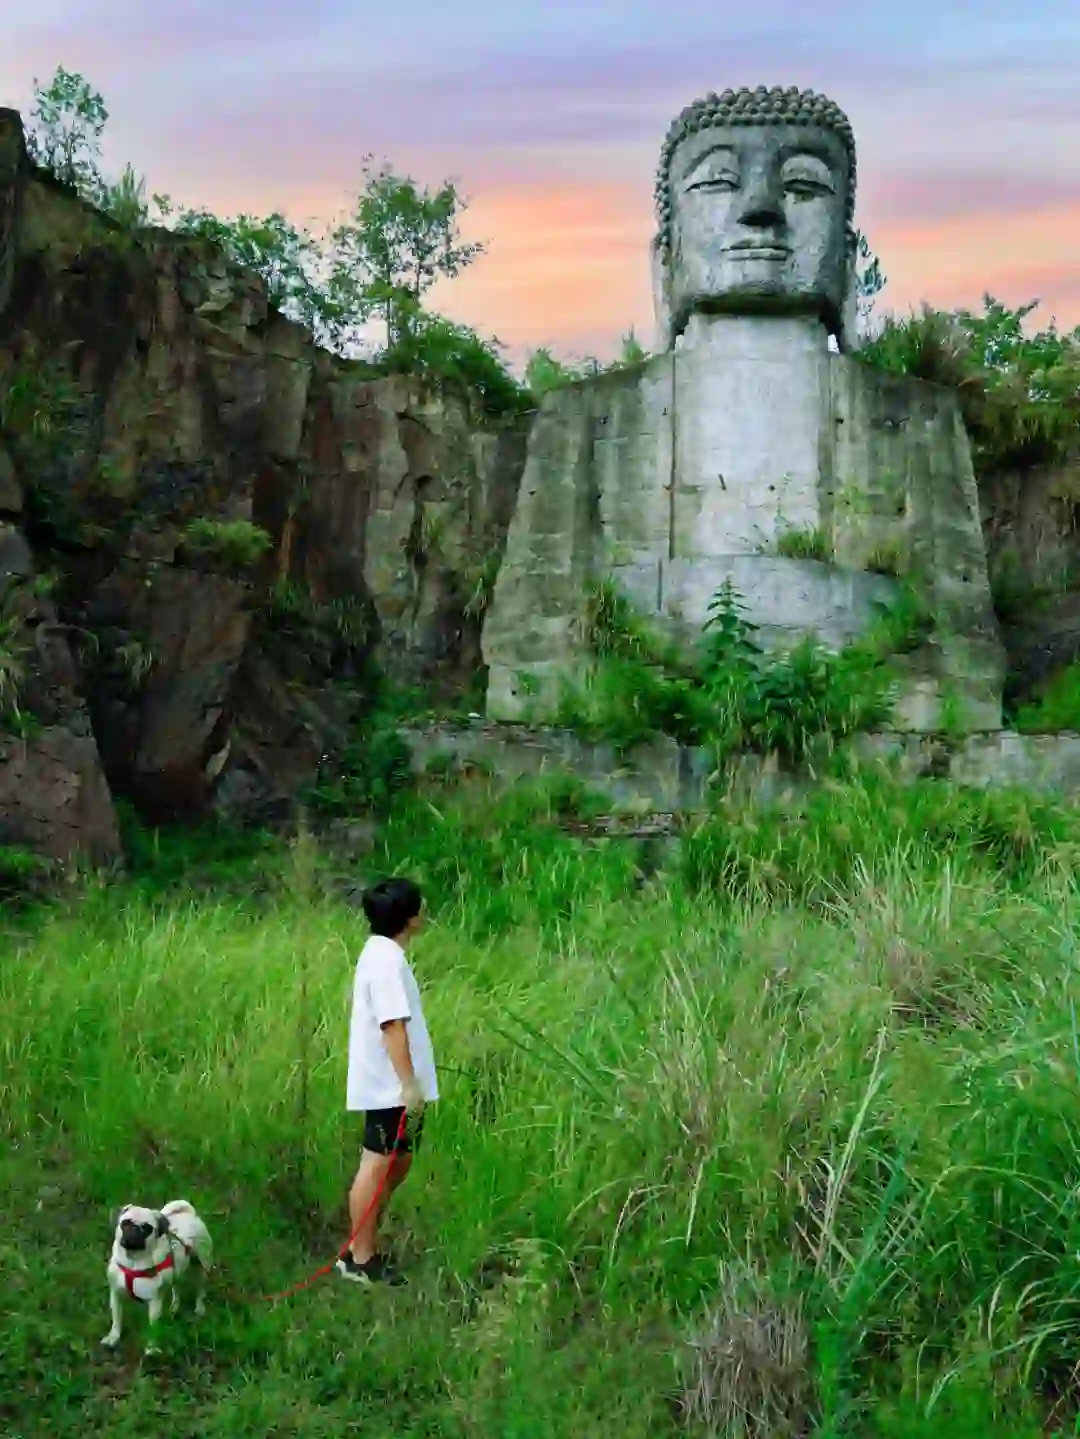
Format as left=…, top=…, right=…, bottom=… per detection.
left=25, top=66, right=108, bottom=203
left=22, top=67, right=491, bottom=371
left=327, top=162, right=485, bottom=352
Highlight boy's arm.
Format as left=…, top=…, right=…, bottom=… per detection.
left=380, top=1019, right=424, bottom=1112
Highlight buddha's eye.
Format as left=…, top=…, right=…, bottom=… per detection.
left=786, top=178, right=832, bottom=197
left=781, top=160, right=836, bottom=200
left=685, top=171, right=739, bottom=194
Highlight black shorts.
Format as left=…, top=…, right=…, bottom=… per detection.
left=364, top=1106, right=424, bottom=1156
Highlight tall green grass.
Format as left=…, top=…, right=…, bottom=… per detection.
left=4, top=776, right=1080, bottom=1434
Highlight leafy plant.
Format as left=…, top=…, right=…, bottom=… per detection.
left=21, top=67, right=511, bottom=405
left=114, top=637, right=155, bottom=689
left=0, top=605, right=26, bottom=720
left=179, top=518, right=272, bottom=572
left=381, top=315, right=529, bottom=414
left=866, top=541, right=905, bottom=578
left=0, top=843, right=53, bottom=902
left=854, top=227, right=887, bottom=333
left=304, top=707, right=414, bottom=818
left=525, top=330, right=652, bottom=399
left=25, top=65, right=108, bottom=203
left=462, top=551, right=504, bottom=621
left=1013, top=661, right=1080, bottom=732
left=327, top=160, right=484, bottom=352
left=559, top=578, right=914, bottom=765
left=165, top=205, right=339, bottom=337
left=264, top=579, right=373, bottom=661
left=860, top=297, right=1080, bottom=473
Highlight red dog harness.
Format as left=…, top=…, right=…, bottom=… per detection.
left=117, top=1253, right=175, bottom=1301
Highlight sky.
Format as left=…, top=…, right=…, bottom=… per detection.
left=1, top=0, right=1078, bottom=362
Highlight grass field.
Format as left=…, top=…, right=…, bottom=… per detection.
left=5, top=773, right=1080, bottom=1436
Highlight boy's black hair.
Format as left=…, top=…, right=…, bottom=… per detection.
left=362, top=877, right=423, bottom=938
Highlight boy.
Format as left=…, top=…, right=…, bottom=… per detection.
left=338, top=876, right=438, bottom=1286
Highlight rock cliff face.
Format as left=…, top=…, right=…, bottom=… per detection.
left=979, top=453, right=1080, bottom=706
left=0, top=119, right=528, bottom=860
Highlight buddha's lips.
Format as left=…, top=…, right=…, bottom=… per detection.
left=723, top=243, right=791, bottom=259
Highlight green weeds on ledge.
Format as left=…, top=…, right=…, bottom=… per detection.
left=178, top=518, right=272, bottom=572
left=556, top=578, right=928, bottom=762
left=1014, top=660, right=1080, bottom=732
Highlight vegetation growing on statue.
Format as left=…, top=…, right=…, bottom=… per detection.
left=554, top=578, right=923, bottom=761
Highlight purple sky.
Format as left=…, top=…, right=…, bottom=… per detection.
left=2, top=0, right=1078, bottom=359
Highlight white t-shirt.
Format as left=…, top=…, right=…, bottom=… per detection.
left=346, top=935, right=439, bottom=1111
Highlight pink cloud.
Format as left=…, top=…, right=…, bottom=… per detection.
left=873, top=203, right=1080, bottom=329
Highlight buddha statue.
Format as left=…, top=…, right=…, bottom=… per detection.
left=480, top=86, right=1005, bottom=736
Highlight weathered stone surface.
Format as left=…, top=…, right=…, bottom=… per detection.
left=0, top=445, right=20, bottom=513
left=404, top=719, right=697, bottom=813
left=298, top=369, right=527, bottom=695
left=0, top=726, right=120, bottom=863
left=830, top=357, right=1005, bottom=730
left=978, top=452, right=1080, bottom=703
left=405, top=720, right=1080, bottom=811
left=0, top=513, right=121, bottom=860
left=0, top=117, right=527, bottom=854
left=0, top=107, right=25, bottom=321
left=673, top=316, right=828, bottom=557
left=84, top=564, right=254, bottom=819
left=484, top=317, right=1004, bottom=730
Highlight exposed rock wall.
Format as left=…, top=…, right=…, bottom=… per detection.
left=404, top=719, right=1080, bottom=813
left=0, top=120, right=528, bottom=857
left=978, top=453, right=1080, bottom=704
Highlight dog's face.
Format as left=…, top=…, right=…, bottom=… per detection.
left=114, top=1205, right=168, bottom=1253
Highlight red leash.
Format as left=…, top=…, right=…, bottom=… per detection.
left=244, top=1112, right=409, bottom=1305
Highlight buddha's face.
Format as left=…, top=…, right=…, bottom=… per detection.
left=665, top=123, right=853, bottom=338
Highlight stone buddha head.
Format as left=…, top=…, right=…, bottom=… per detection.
left=653, top=86, right=858, bottom=350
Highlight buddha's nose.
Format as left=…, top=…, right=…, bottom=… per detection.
left=736, top=170, right=785, bottom=229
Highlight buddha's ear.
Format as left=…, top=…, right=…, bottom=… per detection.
left=837, top=225, right=859, bottom=354
left=651, top=236, right=674, bottom=352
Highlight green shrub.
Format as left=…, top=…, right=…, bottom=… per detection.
left=179, top=517, right=272, bottom=571
left=0, top=843, right=53, bottom=902
left=382, top=317, right=531, bottom=415
left=304, top=707, right=414, bottom=819
left=1014, top=660, right=1080, bottom=732
left=860, top=296, right=1080, bottom=474
left=524, top=330, right=651, bottom=400
left=866, top=541, right=905, bottom=578
left=558, top=578, right=916, bottom=764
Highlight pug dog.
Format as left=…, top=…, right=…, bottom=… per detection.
left=102, top=1200, right=213, bottom=1352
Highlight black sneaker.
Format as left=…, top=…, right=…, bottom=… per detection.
left=336, top=1253, right=406, bottom=1286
